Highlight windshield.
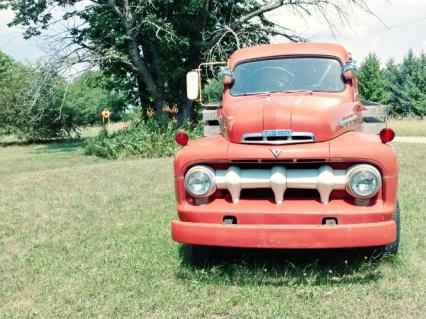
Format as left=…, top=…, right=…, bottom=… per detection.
left=231, top=57, right=345, bottom=96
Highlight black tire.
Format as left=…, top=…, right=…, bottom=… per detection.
left=185, top=244, right=209, bottom=264
left=383, top=201, right=400, bottom=254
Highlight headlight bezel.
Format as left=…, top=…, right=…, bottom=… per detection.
left=184, top=165, right=216, bottom=198
left=346, top=164, right=382, bottom=199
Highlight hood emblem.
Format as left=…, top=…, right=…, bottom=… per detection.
left=270, top=149, right=282, bottom=158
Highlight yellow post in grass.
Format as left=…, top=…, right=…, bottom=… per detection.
left=101, top=109, right=111, bottom=127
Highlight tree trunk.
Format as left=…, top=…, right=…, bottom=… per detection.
left=177, top=97, right=194, bottom=125
left=135, top=76, right=148, bottom=120
left=154, top=95, right=165, bottom=122
left=126, top=39, right=164, bottom=120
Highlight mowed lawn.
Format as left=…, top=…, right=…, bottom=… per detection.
left=388, top=118, right=426, bottom=137
left=0, top=141, right=425, bottom=318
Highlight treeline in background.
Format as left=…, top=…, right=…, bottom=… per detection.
left=357, top=50, right=426, bottom=117
left=0, top=49, right=425, bottom=143
left=0, top=51, right=129, bottom=141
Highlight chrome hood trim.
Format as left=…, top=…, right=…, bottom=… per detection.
left=241, top=131, right=315, bottom=145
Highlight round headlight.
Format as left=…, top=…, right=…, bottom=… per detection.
left=184, top=165, right=216, bottom=198
left=346, top=164, right=382, bottom=199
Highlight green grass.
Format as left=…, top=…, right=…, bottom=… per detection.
left=388, top=118, right=426, bottom=137
left=0, top=141, right=425, bottom=318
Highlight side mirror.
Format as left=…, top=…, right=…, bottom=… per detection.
left=343, top=70, right=355, bottom=81
left=186, top=70, right=200, bottom=100
left=342, top=60, right=357, bottom=81
left=220, top=67, right=234, bottom=86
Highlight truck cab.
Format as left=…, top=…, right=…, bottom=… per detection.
left=172, top=43, right=399, bottom=256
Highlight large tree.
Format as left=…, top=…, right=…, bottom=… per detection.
left=357, top=53, right=389, bottom=104
left=1, top=50, right=126, bottom=140
left=0, top=51, right=25, bottom=135
left=0, top=51, right=67, bottom=140
left=4, top=0, right=374, bottom=121
left=400, top=50, right=426, bottom=116
left=383, top=51, right=426, bottom=117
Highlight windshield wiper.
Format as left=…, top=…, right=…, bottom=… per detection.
left=282, top=89, right=314, bottom=94
left=237, top=91, right=272, bottom=96
left=236, top=89, right=314, bottom=96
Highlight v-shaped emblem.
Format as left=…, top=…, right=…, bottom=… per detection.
left=270, top=149, right=282, bottom=158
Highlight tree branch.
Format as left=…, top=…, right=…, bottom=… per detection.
left=207, top=0, right=286, bottom=48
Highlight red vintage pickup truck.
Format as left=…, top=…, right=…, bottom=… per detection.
left=172, top=43, right=399, bottom=259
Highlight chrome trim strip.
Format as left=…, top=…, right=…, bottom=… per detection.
left=241, top=131, right=315, bottom=144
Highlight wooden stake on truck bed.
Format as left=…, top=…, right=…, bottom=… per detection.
left=361, top=101, right=388, bottom=135
left=202, top=104, right=221, bottom=137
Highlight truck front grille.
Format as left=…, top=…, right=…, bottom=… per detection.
left=215, top=165, right=346, bottom=205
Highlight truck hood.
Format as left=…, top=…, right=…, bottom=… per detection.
left=222, top=93, right=357, bottom=144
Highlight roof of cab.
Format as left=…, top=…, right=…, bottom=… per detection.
left=228, top=42, right=350, bottom=67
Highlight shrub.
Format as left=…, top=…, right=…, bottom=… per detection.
left=84, top=118, right=203, bottom=159
left=202, top=78, right=223, bottom=104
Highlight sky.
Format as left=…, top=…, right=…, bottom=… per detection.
left=0, top=0, right=425, bottom=65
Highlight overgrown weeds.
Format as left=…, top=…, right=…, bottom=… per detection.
left=84, top=118, right=203, bottom=159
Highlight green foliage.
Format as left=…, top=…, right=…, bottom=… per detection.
left=0, top=51, right=65, bottom=140
left=0, top=51, right=30, bottom=135
left=84, top=118, right=203, bottom=159
left=63, top=71, right=129, bottom=129
left=399, top=51, right=426, bottom=116
left=16, top=62, right=67, bottom=140
left=202, top=78, right=223, bottom=104
left=4, top=0, right=313, bottom=120
left=357, top=54, right=389, bottom=104
left=358, top=50, right=426, bottom=117
left=0, top=51, right=130, bottom=141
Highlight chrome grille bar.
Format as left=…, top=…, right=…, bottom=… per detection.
left=215, top=165, right=346, bottom=204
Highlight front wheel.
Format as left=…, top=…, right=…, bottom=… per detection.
left=185, top=244, right=209, bottom=264
left=383, top=201, right=400, bottom=254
